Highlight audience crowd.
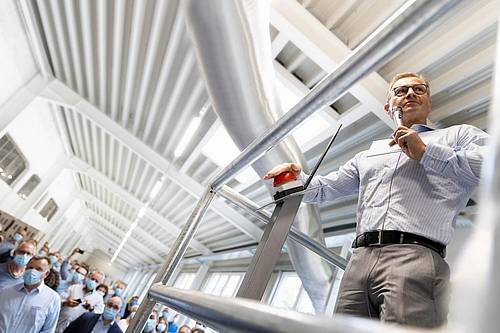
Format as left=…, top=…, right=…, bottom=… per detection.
left=0, top=228, right=205, bottom=333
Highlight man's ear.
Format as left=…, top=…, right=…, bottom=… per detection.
left=384, top=101, right=390, bottom=115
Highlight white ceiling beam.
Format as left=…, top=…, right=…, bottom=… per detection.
left=0, top=75, right=49, bottom=134
left=270, top=0, right=393, bottom=128
left=37, top=78, right=263, bottom=241
left=431, top=45, right=496, bottom=95
left=69, top=156, right=211, bottom=255
left=79, top=191, right=173, bottom=256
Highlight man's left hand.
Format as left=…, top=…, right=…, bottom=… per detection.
left=389, top=126, right=426, bottom=161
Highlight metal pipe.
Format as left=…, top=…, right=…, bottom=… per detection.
left=147, top=284, right=404, bottom=333
left=218, top=186, right=348, bottom=270
left=126, top=189, right=216, bottom=333
left=209, top=0, right=462, bottom=191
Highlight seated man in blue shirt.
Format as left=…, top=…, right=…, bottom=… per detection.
left=63, top=296, right=123, bottom=333
left=0, top=255, right=61, bottom=333
left=264, top=72, right=489, bottom=327
left=0, top=240, right=35, bottom=290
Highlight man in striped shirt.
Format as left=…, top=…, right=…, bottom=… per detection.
left=264, top=72, right=488, bottom=327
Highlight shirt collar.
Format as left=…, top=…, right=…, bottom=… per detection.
left=16, top=282, right=42, bottom=294
left=411, top=123, right=435, bottom=133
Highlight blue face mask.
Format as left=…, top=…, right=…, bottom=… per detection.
left=38, top=250, right=47, bottom=256
left=72, top=272, right=85, bottom=283
left=156, top=323, right=167, bottom=332
left=114, top=287, right=122, bottom=296
left=13, top=233, right=23, bottom=242
left=23, top=268, right=43, bottom=285
left=86, top=279, right=97, bottom=290
left=102, top=307, right=117, bottom=321
left=49, top=255, right=58, bottom=265
left=13, top=254, right=31, bottom=267
left=144, top=319, right=155, bottom=332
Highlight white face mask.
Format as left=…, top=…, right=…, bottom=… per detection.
left=97, top=290, right=105, bottom=297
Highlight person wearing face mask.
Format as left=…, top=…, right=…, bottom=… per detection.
left=60, top=248, right=84, bottom=281
left=155, top=317, right=168, bottom=333
left=97, top=283, right=109, bottom=297
left=63, top=296, right=123, bottom=333
left=108, top=280, right=127, bottom=319
left=0, top=227, right=28, bottom=263
left=55, top=270, right=105, bottom=333
left=57, top=263, right=88, bottom=295
left=143, top=315, right=157, bottom=333
left=0, top=256, right=61, bottom=333
left=48, top=252, right=62, bottom=272
left=123, top=295, right=139, bottom=319
left=0, top=240, right=35, bottom=290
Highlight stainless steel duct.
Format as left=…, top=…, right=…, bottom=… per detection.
left=184, top=0, right=333, bottom=313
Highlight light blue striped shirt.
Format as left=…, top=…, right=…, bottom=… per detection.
left=304, top=124, right=488, bottom=245
left=0, top=282, right=61, bottom=333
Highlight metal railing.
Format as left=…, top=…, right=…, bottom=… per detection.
left=126, top=0, right=465, bottom=332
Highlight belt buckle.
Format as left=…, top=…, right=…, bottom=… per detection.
left=370, top=230, right=383, bottom=246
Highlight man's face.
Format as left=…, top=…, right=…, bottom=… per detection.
left=384, top=76, right=432, bottom=127
left=107, top=296, right=122, bottom=311
left=116, top=282, right=125, bottom=290
left=76, top=266, right=88, bottom=276
left=27, top=258, right=49, bottom=279
left=179, top=327, right=190, bottom=333
left=90, top=272, right=103, bottom=284
left=15, top=243, right=35, bottom=257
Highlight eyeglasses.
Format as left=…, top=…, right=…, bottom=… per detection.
left=392, top=84, right=428, bottom=97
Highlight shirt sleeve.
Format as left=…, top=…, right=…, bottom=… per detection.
left=93, top=295, right=105, bottom=314
left=60, top=260, right=70, bottom=281
left=40, top=295, right=61, bottom=333
left=420, top=125, right=489, bottom=186
left=301, top=153, right=360, bottom=203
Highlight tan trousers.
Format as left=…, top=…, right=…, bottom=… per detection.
left=335, top=244, right=450, bottom=328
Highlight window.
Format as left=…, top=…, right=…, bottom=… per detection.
left=269, top=272, right=315, bottom=314
left=17, top=174, right=41, bottom=199
left=202, top=272, right=244, bottom=297
left=0, top=134, right=27, bottom=185
left=173, top=273, right=196, bottom=290
left=39, top=198, right=58, bottom=221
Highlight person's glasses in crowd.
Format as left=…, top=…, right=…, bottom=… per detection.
left=392, top=84, right=428, bottom=97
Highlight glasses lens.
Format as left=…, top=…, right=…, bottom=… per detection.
left=413, top=84, right=427, bottom=95
left=394, top=86, right=408, bottom=97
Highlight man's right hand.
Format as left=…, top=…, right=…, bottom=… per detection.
left=263, top=163, right=302, bottom=180
left=64, top=299, right=80, bottom=307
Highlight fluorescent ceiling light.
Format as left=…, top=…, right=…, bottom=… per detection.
left=202, top=127, right=259, bottom=184
left=174, top=116, right=201, bottom=158
left=137, top=206, right=146, bottom=219
left=149, top=177, right=165, bottom=199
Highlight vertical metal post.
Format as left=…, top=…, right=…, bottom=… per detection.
left=236, top=189, right=304, bottom=300
left=126, top=188, right=216, bottom=333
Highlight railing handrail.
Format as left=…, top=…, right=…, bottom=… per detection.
left=148, top=284, right=423, bottom=333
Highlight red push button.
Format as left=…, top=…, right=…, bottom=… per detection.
left=273, top=171, right=297, bottom=187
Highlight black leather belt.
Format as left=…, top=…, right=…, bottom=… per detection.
left=352, top=230, right=446, bottom=258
